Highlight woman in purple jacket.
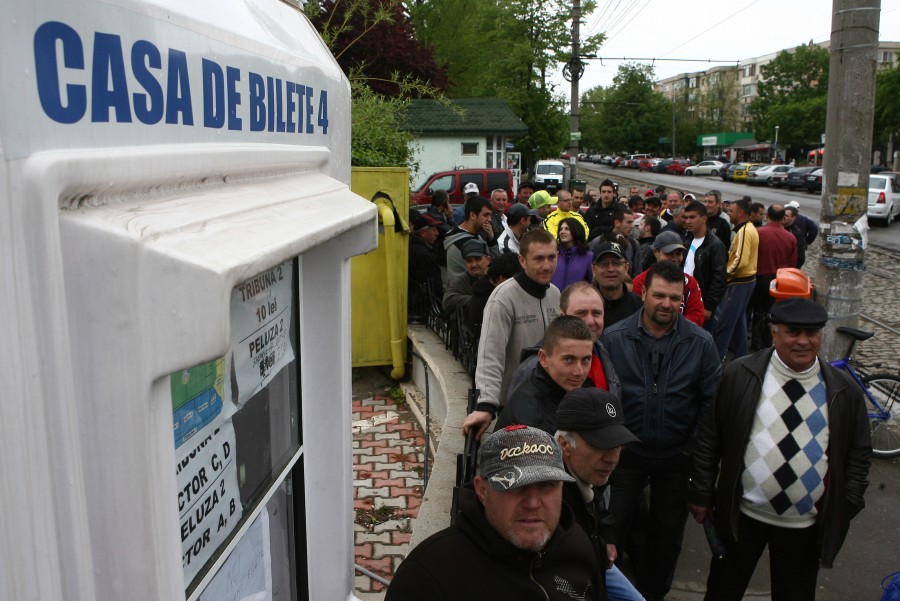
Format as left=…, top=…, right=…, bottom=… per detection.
left=551, top=217, right=594, bottom=290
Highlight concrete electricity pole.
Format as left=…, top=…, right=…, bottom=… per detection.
left=565, top=0, right=583, bottom=183
left=816, top=0, right=881, bottom=360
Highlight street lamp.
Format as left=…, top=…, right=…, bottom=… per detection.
left=774, top=125, right=780, bottom=161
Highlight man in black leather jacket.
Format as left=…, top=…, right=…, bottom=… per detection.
left=686, top=299, right=871, bottom=601
left=682, top=200, right=727, bottom=332
left=386, top=425, right=604, bottom=600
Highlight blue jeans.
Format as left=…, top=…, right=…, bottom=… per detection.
left=609, top=451, right=690, bottom=601
left=714, top=279, right=755, bottom=360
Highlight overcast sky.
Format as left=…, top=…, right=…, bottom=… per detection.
left=556, top=0, right=900, bottom=95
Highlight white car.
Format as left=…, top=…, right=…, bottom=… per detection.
left=867, top=174, right=900, bottom=225
left=684, top=160, right=724, bottom=176
left=746, top=164, right=793, bottom=186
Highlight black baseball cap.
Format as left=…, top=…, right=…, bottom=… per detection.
left=556, top=388, right=639, bottom=449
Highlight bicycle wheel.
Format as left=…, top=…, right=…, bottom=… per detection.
left=862, top=374, right=900, bottom=458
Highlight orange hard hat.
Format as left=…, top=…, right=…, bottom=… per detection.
left=769, top=268, right=814, bottom=299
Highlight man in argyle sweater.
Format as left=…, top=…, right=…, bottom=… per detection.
left=686, top=298, right=871, bottom=601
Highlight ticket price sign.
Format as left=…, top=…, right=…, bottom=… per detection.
left=231, top=260, right=295, bottom=405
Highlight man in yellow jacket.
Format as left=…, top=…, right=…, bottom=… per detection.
left=713, top=197, right=758, bottom=361
left=543, top=189, right=590, bottom=240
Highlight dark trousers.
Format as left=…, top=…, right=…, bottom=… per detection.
left=609, top=450, right=690, bottom=601
left=750, top=274, right=776, bottom=351
left=705, top=512, right=820, bottom=601
left=714, top=279, right=755, bottom=360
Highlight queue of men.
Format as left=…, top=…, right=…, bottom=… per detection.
left=399, top=181, right=871, bottom=601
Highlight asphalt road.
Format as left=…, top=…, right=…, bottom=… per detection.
left=577, top=163, right=900, bottom=253
left=669, top=455, right=900, bottom=601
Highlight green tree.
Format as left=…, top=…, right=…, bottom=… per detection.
left=349, top=82, right=420, bottom=171
left=579, top=85, right=607, bottom=151
left=411, top=0, right=604, bottom=162
left=596, top=63, right=669, bottom=154
left=304, top=0, right=449, bottom=168
left=874, top=56, right=900, bottom=147
left=697, top=68, right=742, bottom=133
left=750, top=43, right=829, bottom=150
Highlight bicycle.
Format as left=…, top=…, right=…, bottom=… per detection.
left=769, top=268, right=900, bottom=458
left=830, top=326, right=900, bottom=458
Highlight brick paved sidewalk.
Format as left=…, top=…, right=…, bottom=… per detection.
left=351, top=390, right=427, bottom=596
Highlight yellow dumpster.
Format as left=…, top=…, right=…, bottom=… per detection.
left=350, top=167, right=410, bottom=379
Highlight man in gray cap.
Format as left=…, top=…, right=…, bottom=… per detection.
left=386, top=425, right=603, bottom=600
left=556, top=388, right=644, bottom=601
left=687, top=298, right=871, bottom=601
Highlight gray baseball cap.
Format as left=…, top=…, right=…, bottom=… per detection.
left=652, top=231, right=686, bottom=253
left=478, top=425, right=574, bottom=491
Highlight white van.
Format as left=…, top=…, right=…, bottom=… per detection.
left=533, top=159, right=567, bottom=192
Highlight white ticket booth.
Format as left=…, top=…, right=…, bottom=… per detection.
left=0, top=2, right=376, bottom=601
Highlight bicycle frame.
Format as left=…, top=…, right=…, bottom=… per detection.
left=830, top=358, right=891, bottom=420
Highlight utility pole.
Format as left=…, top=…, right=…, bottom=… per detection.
left=671, top=96, right=676, bottom=157
left=816, top=0, right=881, bottom=360
left=565, top=0, right=583, bottom=183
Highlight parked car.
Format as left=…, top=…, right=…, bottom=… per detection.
left=599, top=155, right=615, bottom=165
left=722, top=163, right=742, bottom=181
left=782, top=166, right=819, bottom=190
left=666, top=159, right=693, bottom=175
left=410, top=168, right=514, bottom=206
left=871, top=164, right=891, bottom=174
left=880, top=171, right=900, bottom=188
left=769, top=167, right=791, bottom=188
left=730, top=163, right=758, bottom=182
left=638, top=158, right=661, bottom=171
left=805, top=168, right=824, bottom=193
left=746, top=164, right=792, bottom=186
left=684, top=160, right=724, bottom=176
left=867, top=174, right=900, bottom=225
left=651, top=159, right=674, bottom=173
left=534, top=159, right=566, bottom=192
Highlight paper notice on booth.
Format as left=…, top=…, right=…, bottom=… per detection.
left=177, top=421, right=243, bottom=585
left=171, top=358, right=228, bottom=449
left=199, top=509, right=272, bottom=601
left=231, top=260, right=295, bottom=405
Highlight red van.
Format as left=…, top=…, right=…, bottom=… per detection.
left=410, top=169, right=514, bottom=206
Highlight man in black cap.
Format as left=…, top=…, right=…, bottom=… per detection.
left=556, top=388, right=643, bottom=601
left=687, top=298, right=871, bottom=601
left=497, top=202, right=537, bottom=254
left=590, top=242, right=642, bottom=328
left=408, top=210, right=443, bottom=321
left=443, top=238, right=490, bottom=315
left=386, top=425, right=603, bottom=600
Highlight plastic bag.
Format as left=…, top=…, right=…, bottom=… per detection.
left=882, top=571, right=900, bottom=601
